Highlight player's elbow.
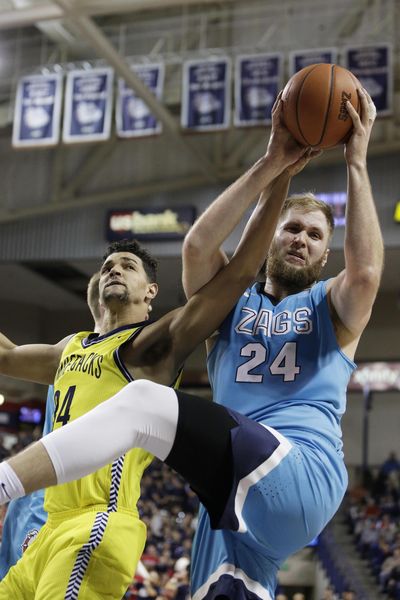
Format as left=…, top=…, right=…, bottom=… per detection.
left=0, top=348, right=13, bottom=374
left=182, top=233, right=204, bottom=263
left=352, top=264, right=382, bottom=294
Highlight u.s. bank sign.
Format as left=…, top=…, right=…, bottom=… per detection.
left=106, top=206, right=196, bottom=242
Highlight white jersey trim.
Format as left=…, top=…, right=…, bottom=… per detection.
left=235, top=425, right=293, bottom=533
left=192, top=562, right=273, bottom=600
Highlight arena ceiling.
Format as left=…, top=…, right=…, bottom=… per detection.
left=0, top=0, right=398, bottom=315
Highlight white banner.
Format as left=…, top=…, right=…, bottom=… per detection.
left=234, top=53, right=283, bottom=127
left=181, top=58, right=231, bottom=131
left=116, top=64, right=164, bottom=138
left=344, top=44, right=393, bottom=116
left=63, top=68, right=114, bottom=143
left=12, top=73, right=63, bottom=148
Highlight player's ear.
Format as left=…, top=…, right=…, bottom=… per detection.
left=146, top=282, right=158, bottom=301
left=321, top=248, right=330, bottom=267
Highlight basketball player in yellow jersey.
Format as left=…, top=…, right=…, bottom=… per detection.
left=0, top=98, right=318, bottom=599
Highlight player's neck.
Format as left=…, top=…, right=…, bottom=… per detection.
left=263, top=277, right=308, bottom=301
left=100, top=304, right=148, bottom=335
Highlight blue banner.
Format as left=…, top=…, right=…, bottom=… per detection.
left=116, top=64, right=164, bottom=138
left=106, top=206, right=196, bottom=241
left=63, top=68, right=114, bottom=143
left=181, top=58, right=231, bottom=131
left=234, top=53, right=283, bottom=127
left=12, top=73, right=63, bottom=148
left=289, top=48, right=338, bottom=76
left=344, top=45, right=392, bottom=115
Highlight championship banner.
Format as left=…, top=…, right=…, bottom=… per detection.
left=289, top=48, right=338, bottom=76
left=12, top=73, right=63, bottom=148
left=234, top=53, right=283, bottom=127
left=116, top=64, right=164, bottom=138
left=63, top=68, right=114, bottom=143
left=181, top=58, right=231, bottom=131
left=106, top=206, right=196, bottom=241
left=344, top=45, right=392, bottom=115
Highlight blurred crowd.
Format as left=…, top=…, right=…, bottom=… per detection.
left=346, top=452, right=400, bottom=599
left=0, top=429, right=357, bottom=600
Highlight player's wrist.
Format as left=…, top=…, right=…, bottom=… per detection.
left=261, top=152, right=288, bottom=178
left=346, top=157, right=368, bottom=171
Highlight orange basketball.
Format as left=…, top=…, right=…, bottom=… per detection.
left=281, top=63, right=361, bottom=148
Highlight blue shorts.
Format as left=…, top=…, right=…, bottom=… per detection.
left=190, top=413, right=347, bottom=600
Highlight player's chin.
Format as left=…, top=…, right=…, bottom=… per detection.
left=103, top=289, right=129, bottom=303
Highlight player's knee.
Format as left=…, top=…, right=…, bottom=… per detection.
left=120, top=379, right=161, bottom=417
left=125, top=379, right=159, bottom=403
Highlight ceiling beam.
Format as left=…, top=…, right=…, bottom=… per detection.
left=0, top=0, right=237, bottom=30
left=0, top=173, right=217, bottom=224
left=51, top=0, right=218, bottom=183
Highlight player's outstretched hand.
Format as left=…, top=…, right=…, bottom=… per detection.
left=265, top=92, right=308, bottom=173
left=344, top=87, right=376, bottom=166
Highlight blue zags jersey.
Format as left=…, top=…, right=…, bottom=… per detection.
left=0, top=387, right=54, bottom=578
left=207, top=281, right=356, bottom=455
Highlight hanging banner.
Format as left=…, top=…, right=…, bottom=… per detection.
left=234, top=53, right=283, bottom=127
left=12, top=73, right=63, bottom=148
left=289, top=48, right=338, bottom=76
left=116, top=63, right=164, bottom=138
left=181, top=58, right=231, bottom=131
left=344, top=45, right=392, bottom=115
left=63, top=68, right=114, bottom=143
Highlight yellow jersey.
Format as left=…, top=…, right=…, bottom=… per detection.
left=45, top=323, right=180, bottom=515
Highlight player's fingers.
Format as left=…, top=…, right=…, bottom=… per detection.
left=363, top=88, right=377, bottom=123
left=310, top=149, right=323, bottom=159
left=346, top=100, right=361, bottom=128
left=271, top=90, right=283, bottom=114
left=357, top=87, right=375, bottom=126
left=271, top=93, right=285, bottom=128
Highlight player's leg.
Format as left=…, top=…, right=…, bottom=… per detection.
left=34, top=510, right=146, bottom=600
left=0, top=521, right=47, bottom=599
left=191, top=505, right=278, bottom=600
left=0, top=379, right=287, bottom=508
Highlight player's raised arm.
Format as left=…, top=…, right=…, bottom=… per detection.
left=0, top=335, right=69, bottom=385
left=182, top=94, right=309, bottom=299
left=328, top=88, right=384, bottom=357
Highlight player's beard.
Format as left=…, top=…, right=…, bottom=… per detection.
left=266, top=246, right=326, bottom=292
left=102, top=285, right=130, bottom=305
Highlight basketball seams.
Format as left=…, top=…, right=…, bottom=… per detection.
left=317, top=64, right=336, bottom=148
left=295, top=64, right=321, bottom=146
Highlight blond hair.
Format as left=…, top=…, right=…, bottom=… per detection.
left=281, top=193, right=335, bottom=237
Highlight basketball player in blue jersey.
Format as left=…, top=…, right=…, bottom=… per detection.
left=0, top=273, right=102, bottom=579
left=0, top=386, right=53, bottom=578
left=0, top=90, right=381, bottom=600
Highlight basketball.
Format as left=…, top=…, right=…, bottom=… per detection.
left=281, top=63, right=361, bottom=148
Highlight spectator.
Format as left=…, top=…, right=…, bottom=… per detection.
left=320, top=585, right=337, bottom=599
left=380, top=453, right=400, bottom=478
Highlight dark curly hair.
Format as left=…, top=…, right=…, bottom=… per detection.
left=103, top=239, right=158, bottom=282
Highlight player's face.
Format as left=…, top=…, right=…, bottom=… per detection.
left=267, top=208, right=330, bottom=290
left=99, top=252, right=152, bottom=306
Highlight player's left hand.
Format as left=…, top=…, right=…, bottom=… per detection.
left=344, top=87, right=376, bottom=166
left=265, top=92, right=308, bottom=172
